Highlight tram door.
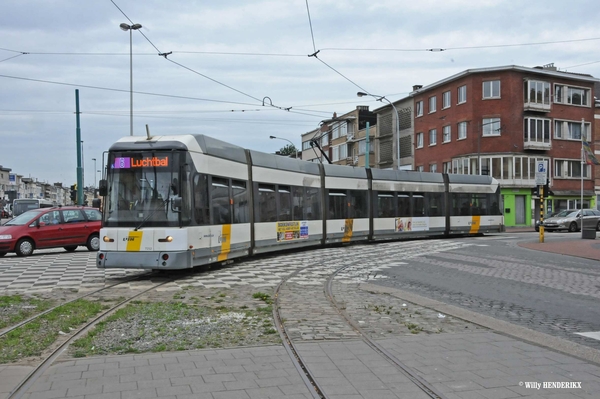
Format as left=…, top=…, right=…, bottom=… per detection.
left=515, top=195, right=526, bottom=225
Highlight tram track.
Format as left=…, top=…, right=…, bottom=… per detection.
left=4, top=271, right=182, bottom=399
left=273, top=258, right=450, bottom=399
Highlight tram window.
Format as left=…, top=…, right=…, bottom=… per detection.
left=211, top=177, right=231, bottom=225
left=489, top=195, right=501, bottom=215
left=305, top=187, right=321, bottom=220
left=292, top=186, right=304, bottom=220
left=278, top=185, right=292, bottom=221
left=453, top=193, right=471, bottom=216
left=377, top=193, right=395, bottom=218
left=232, top=180, right=249, bottom=223
left=397, top=194, right=410, bottom=217
left=426, top=192, right=445, bottom=216
left=257, top=184, right=277, bottom=222
left=328, top=190, right=347, bottom=219
left=413, top=193, right=425, bottom=216
left=193, top=174, right=209, bottom=225
left=349, top=190, right=368, bottom=218
left=471, top=194, right=488, bottom=216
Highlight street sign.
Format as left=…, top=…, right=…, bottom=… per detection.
left=535, top=160, right=548, bottom=186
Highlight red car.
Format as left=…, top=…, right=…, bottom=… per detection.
left=0, top=206, right=102, bottom=257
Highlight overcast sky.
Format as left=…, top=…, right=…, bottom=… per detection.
left=1, top=0, right=599, bottom=187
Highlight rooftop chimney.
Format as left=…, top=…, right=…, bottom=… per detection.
left=413, top=85, right=423, bottom=91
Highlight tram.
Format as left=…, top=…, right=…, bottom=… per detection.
left=97, top=134, right=503, bottom=270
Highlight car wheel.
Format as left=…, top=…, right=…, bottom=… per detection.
left=15, top=238, right=34, bottom=257
left=596, top=221, right=600, bottom=231
left=64, top=246, right=77, bottom=252
left=0, top=252, right=6, bottom=257
left=568, top=222, right=578, bottom=232
left=86, top=234, right=100, bottom=251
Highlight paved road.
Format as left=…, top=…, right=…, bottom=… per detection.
left=370, top=232, right=600, bottom=351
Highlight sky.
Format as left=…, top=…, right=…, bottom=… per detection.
left=1, top=0, right=599, bottom=187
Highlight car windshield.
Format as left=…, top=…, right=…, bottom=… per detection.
left=3, top=209, right=44, bottom=226
left=552, top=210, right=579, bottom=218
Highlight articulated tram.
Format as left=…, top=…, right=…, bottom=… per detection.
left=97, top=134, right=504, bottom=270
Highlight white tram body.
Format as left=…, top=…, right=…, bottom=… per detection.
left=97, top=134, right=503, bottom=270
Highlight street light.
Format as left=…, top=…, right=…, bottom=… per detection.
left=120, top=22, right=142, bottom=136
left=92, top=158, right=97, bottom=187
left=269, top=135, right=298, bottom=158
left=357, top=92, right=403, bottom=170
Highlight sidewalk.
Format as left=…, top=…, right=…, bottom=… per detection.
left=506, top=226, right=600, bottom=261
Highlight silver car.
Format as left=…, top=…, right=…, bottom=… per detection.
left=542, top=209, right=600, bottom=232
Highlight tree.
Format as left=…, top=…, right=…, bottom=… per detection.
left=279, top=144, right=298, bottom=157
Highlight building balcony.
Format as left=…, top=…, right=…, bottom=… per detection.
left=524, top=102, right=551, bottom=113
left=523, top=141, right=551, bottom=151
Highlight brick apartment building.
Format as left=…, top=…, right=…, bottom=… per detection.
left=411, top=64, right=599, bottom=227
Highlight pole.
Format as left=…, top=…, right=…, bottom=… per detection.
left=365, top=122, right=370, bottom=168
left=539, top=185, right=544, bottom=243
left=92, top=158, right=97, bottom=187
left=129, top=28, right=133, bottom=136
left=75, top=90, right=83, bottom=205
left=581, top=118, right=585, bottom=237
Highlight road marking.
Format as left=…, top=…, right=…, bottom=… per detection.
left=574, top=331, right=600, bottom=341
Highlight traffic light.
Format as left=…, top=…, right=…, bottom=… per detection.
left=70, top=184, right=77, bottom=203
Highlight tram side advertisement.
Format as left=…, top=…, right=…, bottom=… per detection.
left=276, top=221, right=309, bottom=242
left=395, top=217, right=429, bottom=232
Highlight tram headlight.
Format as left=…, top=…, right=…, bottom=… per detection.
left=103, top=236, right=114, bottom=242
left=158, top=236, right=173, bottom=243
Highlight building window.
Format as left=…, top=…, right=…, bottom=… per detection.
left=554, top=120, right=590, bottom=141
left=430, top=163, right=437, bottom=173
left=429, top=129, right=437, bottom=146
left=443, top=161, right=452, bottom=173
left=458, top=85, right=467, bottom=104
left=429, top=96, right=436, bottom=113
left=417, top=165, right=424, bottom=172
left=458, top=122, right=467, bottom=140
left=482, top=118, right=501, bottom=136
left=555, top=84, right=590, bottom=106
left=442, top=126, right=451, bottom=143
left=524, top=117, right=551, bottom=144
left=524, top=80, right=550, bottom=105
left=554, top=159, right=590, bottom=179
left=416, top=100, right=423, bottom=117
left=416, top=132, right=424, bottom=148
left=483, top=80, right=500, bottom=99
left=442, top=91, right=451, bottom=109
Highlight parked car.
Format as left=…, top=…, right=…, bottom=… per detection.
left=542, top=209, right=600, bottom=232
left=535, top=210, right=562, bottom=232
left=0, top=206, right=102, bottom=257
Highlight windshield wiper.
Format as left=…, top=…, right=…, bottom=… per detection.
left=134, top=199, right=168, bottom=231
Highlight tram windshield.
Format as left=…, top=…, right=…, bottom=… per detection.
left=103, top=151, right=190, bottom=227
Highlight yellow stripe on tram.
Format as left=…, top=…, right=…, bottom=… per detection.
left=342, top=219, right=354, bottom=243
left=217, top=224, right=232, bottom=262
left=126, top=231, right=143, bottom=252
left=469, top=216, right=481, bottom=234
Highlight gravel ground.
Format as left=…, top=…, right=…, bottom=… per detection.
left=2, top=276, right=484, bottom=365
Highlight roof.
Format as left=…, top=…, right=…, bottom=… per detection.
left=410, top=65, right=600, bottom=96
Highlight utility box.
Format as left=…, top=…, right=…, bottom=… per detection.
left=582, top=229, right=596, bottom=239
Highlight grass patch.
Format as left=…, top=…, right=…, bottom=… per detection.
left=70, top=301, right=280, bottom=357
left=0, top=299, right=104, bottom=363
left=0, top=295, right=54, bottom=330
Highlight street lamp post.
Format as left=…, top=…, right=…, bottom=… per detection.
left=92, top=158, right=97, bottom=187
left=269, top=135, right=298, bottom=158
left=357, top=92, right=402, bottom=170
left=120, top=23, right=142, bottom=136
